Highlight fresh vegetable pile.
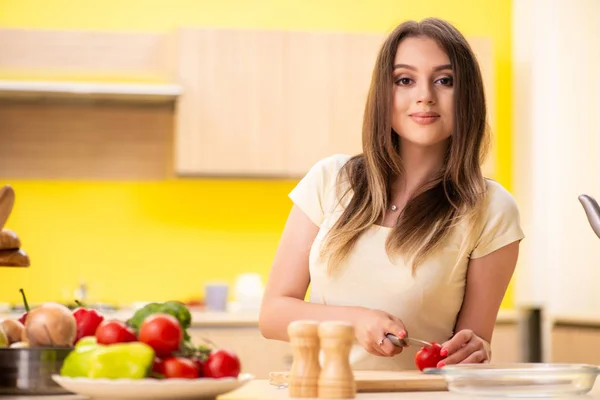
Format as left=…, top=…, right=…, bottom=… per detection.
left=0, top=290, right=242, bottom=381
left=62, top=301, right=241, bottom=380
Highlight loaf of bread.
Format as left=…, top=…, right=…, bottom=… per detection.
left=0, top=229, right=21, bottom=250
left=0, top=248, right=30, bottom=267
left=0, top=185, right=15, bottom=230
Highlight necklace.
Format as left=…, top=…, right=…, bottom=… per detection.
left=391, top=205, right=398, bottom=211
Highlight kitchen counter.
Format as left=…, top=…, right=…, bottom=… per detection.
left=221, top=379, right=600, bottom=399
left=0, top=309, right=261, bottom=328
left=548, top=311, right=600, bottom=327
left=4, top=379, right=600, bottom=400
left=0, top=308, right=520, bottom=328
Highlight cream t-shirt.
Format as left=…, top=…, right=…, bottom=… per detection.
left=288, top=154, right=525, bottom=371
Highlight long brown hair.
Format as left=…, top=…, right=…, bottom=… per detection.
left=320, top=17, right=490, bottom=274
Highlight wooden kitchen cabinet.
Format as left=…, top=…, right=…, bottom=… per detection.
left=550, top=325, right=600, bottom=364
left=0, top=27, right=495, bottom=180
left=0, top=28, right=178, bottom=180
left=174, top=28, right=382, bottom=178
left=489, top=322, right=522, bottom=363
left=174, top=29, right=288, bottom=177
left=281, top=31, right=382, bottom=177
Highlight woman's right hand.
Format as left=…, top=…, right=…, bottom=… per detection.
left=354, top=308, right=407, bottom=357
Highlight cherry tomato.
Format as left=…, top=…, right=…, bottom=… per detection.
left=191, top=357, right=205, bottom=377
left=163, top=357, right=199, bottom=379
left=95, top=320, right=137, bottom=344
left=139, top=313, right=183, bottom=358
left=414, top=342, right=444, bottom=372
left=203, top=349, right=241, bottom=378
left=151, top=357, right=165, bottom=378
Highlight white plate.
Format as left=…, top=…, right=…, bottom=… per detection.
left=51, top=373, right=254, bottom=399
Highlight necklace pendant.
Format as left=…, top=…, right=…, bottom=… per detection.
left=391, top=205, right=397, bottom=211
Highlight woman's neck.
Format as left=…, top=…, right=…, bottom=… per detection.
left=391, top=139, right=448, bottom=203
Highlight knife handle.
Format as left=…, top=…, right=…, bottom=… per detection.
left=385, top=333, right=407, bottom=347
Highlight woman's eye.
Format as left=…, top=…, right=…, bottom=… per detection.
left=395, top=77, right=413, bottom=86
left=437, top=76, right=454, bottom=86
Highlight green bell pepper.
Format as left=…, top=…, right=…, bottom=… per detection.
left=60, top=337, right=155, bottom=379
left=74, top=335, right=99, bottom=351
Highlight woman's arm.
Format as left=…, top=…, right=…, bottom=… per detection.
left=258, top=205, right=362, bottom=339
left=439, top=240, right=520, bottom=365
left=258, top=205, right=406, bottom=357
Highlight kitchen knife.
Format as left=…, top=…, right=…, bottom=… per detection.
left=386, top=333, right=432, bottom=348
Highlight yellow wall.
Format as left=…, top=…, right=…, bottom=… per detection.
left=0, top=0, right=514, bottom=307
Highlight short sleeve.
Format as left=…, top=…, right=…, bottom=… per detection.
left=288, top=154, right=351, bottom=226
left=470, top=181, right=525, bottom=259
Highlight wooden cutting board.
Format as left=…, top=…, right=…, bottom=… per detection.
left=269, top=370, right=447, bottom=392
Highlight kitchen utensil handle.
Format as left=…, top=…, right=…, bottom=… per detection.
left=579, top=194, right=600, bottom=239
left=385, top=333, right=406, bottom=347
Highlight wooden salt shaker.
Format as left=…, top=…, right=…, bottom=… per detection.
left=318, top=321, right=356, bottom=399
left=287, top=320, right=321, bottom=398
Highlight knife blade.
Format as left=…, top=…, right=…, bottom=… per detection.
left=386, top=333, right=432, bottom=348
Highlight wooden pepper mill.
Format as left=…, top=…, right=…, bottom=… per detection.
left=287, top=320, right=321, bottom=398
left=318, top=321, right=356, bottom=399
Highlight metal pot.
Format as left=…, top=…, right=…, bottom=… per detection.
left=0, top=347, right=73, bottom=395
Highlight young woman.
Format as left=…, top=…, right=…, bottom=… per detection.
left=258, top=17, right=524, bottom=371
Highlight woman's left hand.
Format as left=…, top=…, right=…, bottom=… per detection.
left=437, top=329, right=491, bottom=367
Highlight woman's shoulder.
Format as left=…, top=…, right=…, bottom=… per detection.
left=482, top=179, right=520, bottom=215
left=302, top=153, right=354, bottom=192
left=288, top=154, right=354, bottom=226
left=310, top=153, right=353, bottom=176
left=466, top=179, right=524, bottom=259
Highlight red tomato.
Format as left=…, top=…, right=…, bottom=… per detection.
left=139, top=313, right=183, bottom=358
left=95, top=320, right=137, bottom=344
left=163, top=357, right=199, bottom=379
left=151, top=357, right=165, bottom=378
left=203, top=349, right=241, bottom=378
left=191, top=357, right=205, bottom=377
left=414, top=342, right=444, bottom=372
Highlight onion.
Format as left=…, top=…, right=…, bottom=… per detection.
left=0, top=319, right=24, bottom=344
left=24, top=302, right=77, bottom=347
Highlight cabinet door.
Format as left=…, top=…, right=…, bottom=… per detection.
left=175, top=28, right=287, bottom=176
left=551, top=326, right=600, bottom=364
left=174, top=28, right=383, bottom=177
left=490, top=323, right=523, bottom=363
left=282, top=31, right=382, bottom=176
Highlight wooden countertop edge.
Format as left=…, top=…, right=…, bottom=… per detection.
left=7, top=308, right=600, bottom=328
left=547, top=313, right=600, bottom=328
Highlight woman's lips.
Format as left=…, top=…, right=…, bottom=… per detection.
left=410, top=112, right=440, bottom=125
